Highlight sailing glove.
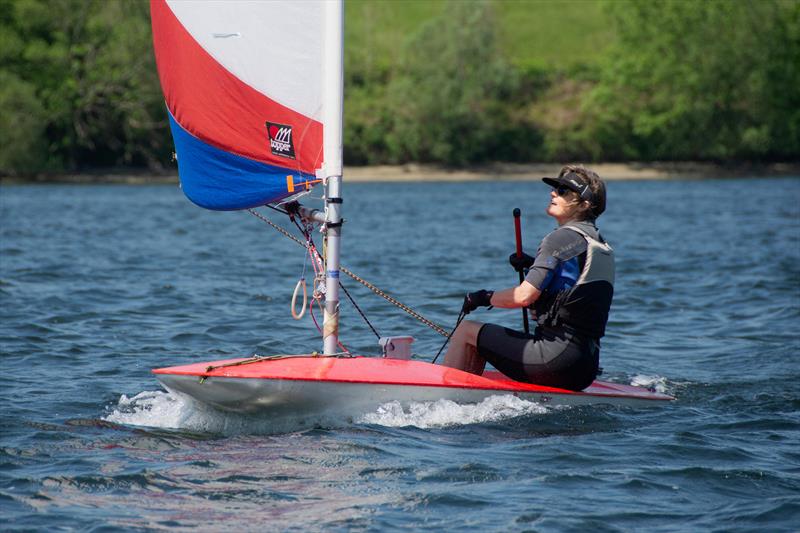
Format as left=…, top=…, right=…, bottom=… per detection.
left=509, top=252, right=535, bottom=272
left=462, top=290, right=494, bottom=315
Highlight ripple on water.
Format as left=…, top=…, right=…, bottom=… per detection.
left=2, top=180, right=800, bottom=531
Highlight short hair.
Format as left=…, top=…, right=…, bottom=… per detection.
left=558, top=164, right=606, bottom=219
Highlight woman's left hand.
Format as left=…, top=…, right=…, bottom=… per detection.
left=461, top=290, right=494, bottom=314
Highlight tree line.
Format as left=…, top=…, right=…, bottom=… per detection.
left=1, top=0, right=797, bottom=176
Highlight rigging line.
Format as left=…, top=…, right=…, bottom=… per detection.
left=246, top=208, right=448, bottom=337
left=431, top=310, right=466, bottom=364
left=266, top=204, right=289, bottom=216
left=291, top=211, right=381, bottom=340
left=200, top=352, right=356, bottom=379
left=339, top=281, right=381, bottom=339
left=337, top=267, right=448, bottom=337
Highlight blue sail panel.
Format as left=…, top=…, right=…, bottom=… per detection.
left=169, top=113, right=317, bottom=211
left=151, top=0, right=325, bottom=212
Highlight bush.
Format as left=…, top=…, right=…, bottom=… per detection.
left=578, top=0, right=800, bottom=161
left=0, top=71, right=48, bottom=174
left=380, top=0, right=542, bottom=166
left=0, top=0, right=169, bottom=175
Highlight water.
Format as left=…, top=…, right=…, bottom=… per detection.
left=1, top=177, right=799, bottom=531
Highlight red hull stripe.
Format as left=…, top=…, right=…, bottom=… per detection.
left=153, top=357, right=674, bottom=401
left=150, top=0, right=323, bottom=175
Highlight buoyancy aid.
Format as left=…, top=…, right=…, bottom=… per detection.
left=533, top=225, right=615, bottom=338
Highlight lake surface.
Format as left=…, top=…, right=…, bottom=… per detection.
left=1, top=177, right=799, bottom=531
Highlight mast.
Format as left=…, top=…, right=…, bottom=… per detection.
left=322, top=0, right=344, bottom=355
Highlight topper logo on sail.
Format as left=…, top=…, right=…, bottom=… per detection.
left=266, top=122, right=296, bottom=159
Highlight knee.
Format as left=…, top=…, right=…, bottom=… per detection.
left=454, top=320, right=483, bottom=345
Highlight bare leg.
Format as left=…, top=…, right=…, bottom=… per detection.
left=442, top=320, right=487, bottom=375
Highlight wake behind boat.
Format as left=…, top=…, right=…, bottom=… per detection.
left=149, top=0, right=673, bottom=419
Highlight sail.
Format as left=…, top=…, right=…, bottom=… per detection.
left=150, top=0, right=326, bottom=210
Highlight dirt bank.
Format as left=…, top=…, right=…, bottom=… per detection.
left=344, top=162, right=800, bottom=182
left=2, top=162, right=797, bottom=185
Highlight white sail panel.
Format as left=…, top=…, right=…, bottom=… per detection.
left=165, top=0, right=325, bottom=120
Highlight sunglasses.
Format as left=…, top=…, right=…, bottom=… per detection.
left=553, top=185, right=575, bottom=197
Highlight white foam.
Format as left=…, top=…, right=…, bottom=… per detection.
left=358, top=394, right=550, bottom=428
left=630, top=374, right=669, bottom=394
left=104, top=389, right=348, bottom=435
left=105, top=390, right=552, bottom=435
left=105, top=390, right=201, bottom=429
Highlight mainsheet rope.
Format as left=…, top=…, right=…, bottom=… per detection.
left=247, top=208, right=449, bottom=337
left=431, top=310, right=466, bottom=364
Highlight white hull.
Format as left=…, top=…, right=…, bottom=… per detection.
left=156, top=373, right=671, bottom=416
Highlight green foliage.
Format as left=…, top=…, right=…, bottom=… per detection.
left=378, top=1, right=541, bottom=165
left=575, top=0, right=800, bottom=161
left=0, top=0, right=796, bottom=175
left=494, top=0, right=614, bottom=70
left=0, top=0, right=169, bottom=174
left=346, top=0, right=445, bottom=77
left=0, top=71, right=47, bottom=174
left=345, top=0, right=614, bottom=73
left=343, top=82, right=393, bottom=165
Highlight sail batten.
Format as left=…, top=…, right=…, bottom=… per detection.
left=151, top=0, right=326, bottom=210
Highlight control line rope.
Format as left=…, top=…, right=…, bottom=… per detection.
left=199, top=352, right=355, bottom=382
left=246, top=208, right=448, bottom=338
left=431, top=310, right=466, bottom=365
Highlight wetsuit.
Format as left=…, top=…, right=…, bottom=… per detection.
left=477, top=220, right=615, bottom=391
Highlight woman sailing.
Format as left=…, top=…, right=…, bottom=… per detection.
left=442, top=165, right=614, bottom=391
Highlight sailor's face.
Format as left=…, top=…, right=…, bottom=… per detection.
left=546, top=187, right=581, bottom=225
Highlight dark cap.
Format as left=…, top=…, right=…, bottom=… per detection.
left=542, top=171, right=606, bottom=218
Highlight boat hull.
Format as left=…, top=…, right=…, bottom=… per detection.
left=153, top=356, right=673, bottom=415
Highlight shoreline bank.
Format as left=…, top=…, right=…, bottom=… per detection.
left=2, top=161, right=798, bottom=185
